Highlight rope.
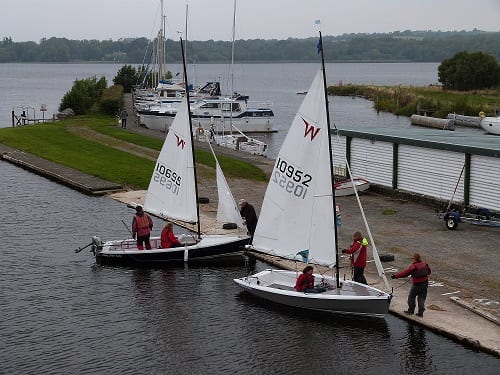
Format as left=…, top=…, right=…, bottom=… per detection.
left=331, top=125, right=391, bottom=292
left=392, top=277, right=412, bottom=290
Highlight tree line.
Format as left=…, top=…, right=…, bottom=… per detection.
left=1, top=30, right=499, bottom=63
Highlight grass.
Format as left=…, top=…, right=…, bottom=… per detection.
left=0, top=113, right=268, bottom=189
left=328, top=84, right=500, bottom=118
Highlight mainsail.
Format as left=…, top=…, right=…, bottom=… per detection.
left=144, top=98, right=198, bottom=223
left=252, top=70, right=336, bottom=266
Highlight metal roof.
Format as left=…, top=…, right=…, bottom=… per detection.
left=336, top=126, right=500, bottom=158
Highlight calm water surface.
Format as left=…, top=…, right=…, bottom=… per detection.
left=1, top=159, right=499, bottom=374
left=1, top=63, right=498, bottom=373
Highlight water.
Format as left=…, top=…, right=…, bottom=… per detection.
left=1, top=63, right=499, bottom=373
left=0, top=62, right=436, bottom=157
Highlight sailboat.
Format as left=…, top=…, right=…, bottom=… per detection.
left=233, top=34, right=392, bottom=317
left=91, top=39, right=250, bottom=265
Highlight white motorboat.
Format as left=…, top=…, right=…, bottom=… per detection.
left=234, top=35, right=392, bottom=317
left=138, top=94, right=275, bottom=133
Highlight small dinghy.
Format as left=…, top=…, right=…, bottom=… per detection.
left=234, top=34, right=391, bottom=318
left=334, top=178, right=370, bottom=197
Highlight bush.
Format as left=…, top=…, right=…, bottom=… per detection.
left=59, top=76, right=107, bottom=115
left=100, top=85, right=124, bottom=115
left=438, top=51, right=500, bottom=91
left=113, top=65, right=138, bottom=93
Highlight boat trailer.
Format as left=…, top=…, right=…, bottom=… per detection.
left=438, top=207, right=500, bottom=230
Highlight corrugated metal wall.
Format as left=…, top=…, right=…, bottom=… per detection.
left=331, top=136, right=347, bottom=176
left=469, top=155, right=500, bottom=211
left=398, top=145, right=465, bottom=201
left=350, top=138, right=393, bottom=187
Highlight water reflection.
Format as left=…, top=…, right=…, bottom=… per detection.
left=403, top=324, right=434, bottom=375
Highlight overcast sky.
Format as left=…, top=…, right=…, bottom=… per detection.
left=2, top=0, right=499, bottom=42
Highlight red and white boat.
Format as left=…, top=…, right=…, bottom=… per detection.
left=334, top=178, right=370, bottom=197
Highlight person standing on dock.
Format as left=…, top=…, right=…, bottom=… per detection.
left=132, top=205, right=153, bottom=250
left=391, top=252, right=431, bottom=317
left=239, top=198, right=258, bottom=244
left=120, top=109, right=128, bottom=129
left=342, top=231, right=368, bottom=284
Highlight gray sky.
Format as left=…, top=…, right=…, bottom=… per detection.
left=2, top=0, right=499, bottom=42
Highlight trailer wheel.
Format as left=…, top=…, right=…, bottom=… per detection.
left=446, top=217, right=458, bottom=230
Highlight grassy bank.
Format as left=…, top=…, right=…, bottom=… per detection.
left=0, top=114, right=268, bottom=189
left=328, top=84, right=500, bottom=118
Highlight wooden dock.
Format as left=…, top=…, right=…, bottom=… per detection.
left=0, top=144, right=123, bottom=195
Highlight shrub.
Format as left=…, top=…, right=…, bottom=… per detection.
left=59, top=76, right=107, bottom=115
left=100, top=85, right=124, bottom=115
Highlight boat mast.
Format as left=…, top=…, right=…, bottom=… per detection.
left=180, top=37, right=201, bottom=237
left=229, top=0, right=237, bottom=133
left=158, top=0, right=165, bottom=85
left=318, top=31, right=341, bottom=288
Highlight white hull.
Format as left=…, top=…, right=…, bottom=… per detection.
left=334, top=178, right=370, bottom=197
left=480, top=116, right=500, bottom=135
left=138, top=113, right=171, bottom=132
left=140, top=113, right=275, bottom=133
left=234, top=269, right=391, bottom=317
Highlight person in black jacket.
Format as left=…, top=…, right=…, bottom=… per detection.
left=239, top=198, right=258, bottom=243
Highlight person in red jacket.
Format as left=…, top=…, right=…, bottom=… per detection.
left=392, top=252, right=431, bottom=317
left=132, top=205, right=153, bottom=250
left=161, top=222, right=182, bottom=248
left=295, top=265, right=315, bottom=292
left=342, top=231, right=368, bottom=285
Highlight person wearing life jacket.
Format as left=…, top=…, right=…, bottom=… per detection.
left=161, top=222, right=182, bottom=249
left=294, top=265, right=327, bottom=293
left=132, top=205, right=153, bottom=250
left=391, top=252, right=431, bottom=317
left=342, top=231, right=368, bottom=285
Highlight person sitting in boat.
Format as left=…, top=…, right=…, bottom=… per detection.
left=132, top=205, right=153, bottom=250
left=294, top=266, right=326, bottom=293
left=342, top=231, right=368, bottom=285
left=161, top=222, right=182, bottom=249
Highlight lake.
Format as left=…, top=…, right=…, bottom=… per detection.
left=1, top=63, right=498, bottom=374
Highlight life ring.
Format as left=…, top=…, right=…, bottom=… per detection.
left=197, top=127, right=205, bottom=135
left=479, top=111, right=486, bottom=118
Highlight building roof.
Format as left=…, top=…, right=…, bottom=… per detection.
left=337, top=126, right=500, bottom=158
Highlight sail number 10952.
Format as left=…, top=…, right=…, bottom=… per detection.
left=272, top=157, right=312, bottom=199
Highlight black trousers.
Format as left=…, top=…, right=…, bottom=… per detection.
left=353, top=266, right=367, bottom=285
left=407, top=281, right=428, bottom=314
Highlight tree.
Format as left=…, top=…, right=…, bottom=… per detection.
left=59, top=76, right=107, bottom=114
left=438, top=51, right=500, bottom=90
left=113, top=65, right=138, bottom=93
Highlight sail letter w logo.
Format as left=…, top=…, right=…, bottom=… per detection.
left=175, top=134, right=186, bottom=149
left=302, top=118, right=320, bottom=141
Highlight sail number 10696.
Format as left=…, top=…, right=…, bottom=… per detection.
left=272, top=157, right=312, bottom=199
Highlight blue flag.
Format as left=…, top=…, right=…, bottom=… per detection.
left=296, top=249, right=309, bottom=263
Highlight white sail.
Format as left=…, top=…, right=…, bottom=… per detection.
left=252, top=70, right=336, bottom=266
left=144, top=98, right=198, bottom=223
left=215, top=161, right=245, bottom=228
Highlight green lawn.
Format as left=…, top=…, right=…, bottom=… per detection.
left=0, top=114, right=268, bottom=189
